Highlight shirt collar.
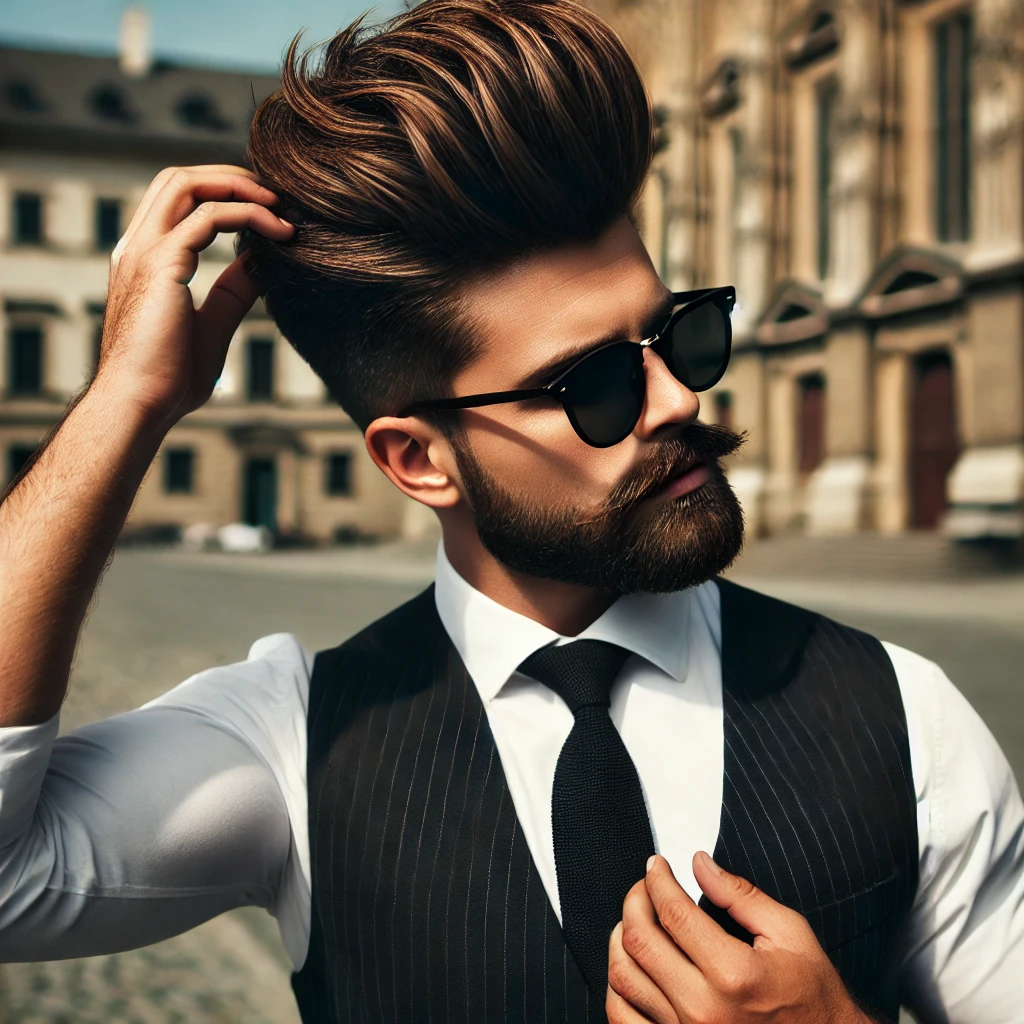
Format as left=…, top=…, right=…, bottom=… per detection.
left=434, top=542, right=693, bottom=705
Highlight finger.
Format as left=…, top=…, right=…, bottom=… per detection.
left=149, top=174, right=281, bottom=241
left=605, top=985, right=661, bottom=1024
left=193, top=258, right=261, bottom=369
left=167, top=201, right=292, bottom=256
left=119, top=166, right=260, bottom=253
left=127, top=172, right=281, bottom=252
left=607, top=921, right=680, bottom=1024
left=645, top=855, right=752, bottom=978
left=692, top=851, right=802, bottom=943
left=619, top=877, right=704, bottom=1010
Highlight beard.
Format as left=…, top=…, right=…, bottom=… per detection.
left=453, top=422, right=747, bottom=594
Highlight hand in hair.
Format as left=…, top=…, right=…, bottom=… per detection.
left=0, top=165, right=293, bottom=728
left=98, top=164, right=293, bottom=427
left=606, top=854, right=874, bottom=1024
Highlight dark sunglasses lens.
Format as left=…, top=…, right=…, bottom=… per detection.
left=667, top=301, right=729, bottom=391
left=562, top=344, right=644, bottom=446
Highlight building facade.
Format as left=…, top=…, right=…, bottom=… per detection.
left=0, top=36, right=417, bottom=544
left=595, top=0, right=1024, bottom=537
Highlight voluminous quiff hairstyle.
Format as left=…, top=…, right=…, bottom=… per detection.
left=241, top=0, right=653, bottom=429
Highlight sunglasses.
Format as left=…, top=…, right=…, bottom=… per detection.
left=400, top=285, right=735, bottom=448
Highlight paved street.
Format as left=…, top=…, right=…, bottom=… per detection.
left=2, top=537, right=1022, bottom=1022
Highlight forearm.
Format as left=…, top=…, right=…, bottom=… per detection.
left=0, top=377, right=167, bottom=726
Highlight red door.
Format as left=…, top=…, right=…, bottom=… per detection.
left=910, top=352, right=959, bottom=529
left=798, top=375, right=826, bottom=476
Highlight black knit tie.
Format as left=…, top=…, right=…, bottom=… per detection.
left=518, top=640, right=655, bottom=997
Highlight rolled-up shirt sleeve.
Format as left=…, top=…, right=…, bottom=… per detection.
left=0, top=633, right=310, bottom=967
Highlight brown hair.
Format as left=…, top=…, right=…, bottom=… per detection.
left=240, top=0, right=653, bottom=430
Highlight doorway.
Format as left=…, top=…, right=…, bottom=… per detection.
left=244, top=458, right=278, bottom=532
left=798, top=373, right=826, bottom=477
left=909, top=351, right=959, bottom=529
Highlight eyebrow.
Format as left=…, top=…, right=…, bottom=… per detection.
left=515, top=291, right=677, bottom=390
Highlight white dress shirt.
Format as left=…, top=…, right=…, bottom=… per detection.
left=0, top=544, right=1022, bottom=1023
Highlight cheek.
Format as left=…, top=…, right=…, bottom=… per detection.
left=462, top=407, right=635, bottom=505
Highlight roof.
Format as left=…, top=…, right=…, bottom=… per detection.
left=0, top=45, right=280, bottom=164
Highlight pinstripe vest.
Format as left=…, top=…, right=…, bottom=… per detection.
left=293, top=579, right=918, bottom=1024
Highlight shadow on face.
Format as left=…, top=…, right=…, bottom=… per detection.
left=451, top=214, right=700, bottom=512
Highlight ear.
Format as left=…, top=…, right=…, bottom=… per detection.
left=364, top=415, right=462, bottom=511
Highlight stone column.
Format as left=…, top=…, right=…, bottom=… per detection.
left=764, top=364, right=799, bottom=533
left=722, top=347, right=768, bottom=536
left=730, top=0, right=773, bottom=332
left=827, top=0, right=882, bottom=306
left=968, top=0, right=1024, bottom=269
left=276, top=447, right=298, bottom=535
left=656, top=0, right=701, bottom=291
left=946, top=0, right=1024, bottom=538
left=873, top=350, right=910, bottom=534
left=806, top=323, right=873, bottom=532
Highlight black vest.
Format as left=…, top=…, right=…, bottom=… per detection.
left=293, top=579, right=918, bottom=1024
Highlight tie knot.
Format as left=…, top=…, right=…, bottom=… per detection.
left=518, top=639, right=632, bottom=714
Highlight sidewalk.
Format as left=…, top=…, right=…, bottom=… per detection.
left=147, top=531, right=1024, bottom=630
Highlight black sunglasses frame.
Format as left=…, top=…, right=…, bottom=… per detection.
left=400, top=285, right=736, bottom=448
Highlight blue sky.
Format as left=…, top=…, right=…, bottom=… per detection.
left=0, top=0, right=406, bottom=72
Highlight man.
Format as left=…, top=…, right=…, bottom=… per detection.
left=0, top=1, right=1021, bottom=1022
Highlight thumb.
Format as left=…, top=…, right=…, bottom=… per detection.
left=195, top=257, right=260, bottom=351
left=692, top=851, right=794, bottom=940
left=193, top=257, right=260, bottom=391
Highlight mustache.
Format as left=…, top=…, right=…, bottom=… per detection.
left=596, top=423, right=747, bottom=518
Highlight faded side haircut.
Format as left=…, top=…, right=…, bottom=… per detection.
left=241, top=0, right=653, bottom=430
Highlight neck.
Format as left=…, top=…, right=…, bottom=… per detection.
left=440, top=519, right=618, bottom=637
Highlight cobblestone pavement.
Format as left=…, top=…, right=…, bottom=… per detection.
left=5, top=538, right=1023, bottom=1021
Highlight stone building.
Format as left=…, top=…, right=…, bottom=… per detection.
left=0, top=24, right=415, bottom=544
left=595, top=0, right=1024, bottom=538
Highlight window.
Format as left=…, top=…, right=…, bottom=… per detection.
left=12, top=192, right=42, bottom=246
left=95, top=198, right=121, bottom=250
left=176, top=93, right=229, bottom=131
left=246, top=337, right=275, bottom=401
left=798, top=374, right=826, bottom=475
left=326, top=452, right=354, bottom=496
left=8, top=444, right=35, bottom=483
left=89, top=84, right=134, bottom=123
left=935, top=13, right=972, bottom=242
left=714, top=391, right=734, bottom=432
left=8, top=325, right=43, bottom=395
left=164, top=448, right=195, bottom=494
left=816, top=81, right=836, bottom=281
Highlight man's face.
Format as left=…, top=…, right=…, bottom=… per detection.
left=445, top=214, right=745, bottom=593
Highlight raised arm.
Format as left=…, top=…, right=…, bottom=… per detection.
left=0, top=169, right=309, bottom=965
left=0, top=165, right=292, bottom=727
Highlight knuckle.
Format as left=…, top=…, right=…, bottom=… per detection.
left=658, top=897, right=691, bottom=936
left=730, top=873, right=756, bottom=896
left=716, top=962, right=753, bottom=999
left=620, top=924, right=652, bottom=962
left=606, top=959, right=637, bottom=1000
left=168, top=167, right=191, bottom=190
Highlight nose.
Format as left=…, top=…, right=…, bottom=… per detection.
left=634, top=345, right=700, bottom=439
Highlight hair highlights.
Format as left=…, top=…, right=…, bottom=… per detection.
left=240, top=0, right=653, bottom=428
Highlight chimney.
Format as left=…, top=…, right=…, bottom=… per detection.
left=118, top=7, right=152, bottom=78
